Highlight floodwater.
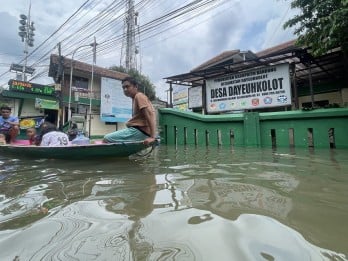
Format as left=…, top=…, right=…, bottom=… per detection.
left=0, top=145, right=347, bottom=261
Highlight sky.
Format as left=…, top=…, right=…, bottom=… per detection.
left=0, top=0, right=299, bottom=101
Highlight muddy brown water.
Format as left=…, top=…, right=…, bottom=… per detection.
left=0, top=145, right=347, bottom=260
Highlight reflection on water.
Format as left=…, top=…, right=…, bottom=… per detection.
left=0, top=145, right=347, bottom=260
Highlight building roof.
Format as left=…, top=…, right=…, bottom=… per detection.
left=255, top=39, right=297, bottom=57
left=191, top=50, right=240, bottom=71
left=191, top=50, right=259, bottom=72
left=49, top=54, right=129, bottom=81
left=164, top=39, right=346, bottom=89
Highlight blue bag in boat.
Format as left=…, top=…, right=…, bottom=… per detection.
left=71, top=132, right=90, bottom=145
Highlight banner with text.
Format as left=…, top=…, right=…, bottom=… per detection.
left=173, top=85, right=189, bottom=111
left=188, top=86, right=203, bottom=108
left=100, top=77, right=132, bottom=122
left=35, top=98, right=59, bottom=110
left=206, top=63, right=291, bottom=113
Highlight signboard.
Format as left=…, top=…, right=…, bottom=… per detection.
left=35, top=98, right=59, bottom=110
left=188, top=86, right=203, bottom=108
left=9, top=79, right=55, bottom=96
left=100, top=77, right=132, bottom=122
left=19, top=116, right=45, bottom=130
left=173, top=85, right=188, bottom=105
left=206, top=63, right=291, bottom=113
left=173, top=85, right=189, bottom=111
left=10, top=63, right=35, bottom=74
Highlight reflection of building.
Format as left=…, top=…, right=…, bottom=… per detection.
left=183, top=174, right=298, bottom=219
left=150, top=172, right=297, bottom=218
left=86, top=175, right=156, bottom=219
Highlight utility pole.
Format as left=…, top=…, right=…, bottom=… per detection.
left=89, top=36, right=97, bottom=138
left=18, top=0, right=35, bottom=81
left=120, top=0, right=139, bottom=71
left=11, top=0, right=35, bottom=80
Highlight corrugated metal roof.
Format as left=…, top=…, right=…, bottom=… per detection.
left=164, top=40, right=346, bottom=89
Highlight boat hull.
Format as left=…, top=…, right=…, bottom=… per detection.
left=0, top=141, right=151, bottom=159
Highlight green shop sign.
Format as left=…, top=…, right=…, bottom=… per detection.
left=9, top=79, right=55, bottom=96
left=35, top=98, right=59, bottom=110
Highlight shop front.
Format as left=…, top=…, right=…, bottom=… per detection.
left=0, top=79, right=60, bottom=137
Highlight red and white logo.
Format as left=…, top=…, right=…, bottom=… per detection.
left=251, top=98, right=259, bottom=106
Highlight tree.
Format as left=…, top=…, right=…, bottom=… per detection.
left=283, top=0, right=348, bottom=56
left=109, top=66, right=156, bottom=101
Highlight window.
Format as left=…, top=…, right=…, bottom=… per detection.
left=72, top=76, right=88, bottom=91
left=302, top=100, right=329, bottom=108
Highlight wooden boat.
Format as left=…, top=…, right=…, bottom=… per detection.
left=0, top=140, right=156, bottom=160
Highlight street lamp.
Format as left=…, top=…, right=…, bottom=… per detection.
left=89, top=36, right=97, bottom=115
left=18, top=0, right=35, bottom=81
left=68, top=41, right=97, bottom=121
left=89, top=37, right=97, bottom=138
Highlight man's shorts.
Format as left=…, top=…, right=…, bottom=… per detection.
left=103, top=127, right=149, bottom=143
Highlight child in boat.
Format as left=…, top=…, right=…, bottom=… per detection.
left=39, top=122, right=69, bottom=146
left=26, top=128, right=41, bottom=145
left=0, top=133, right=7, bottom=145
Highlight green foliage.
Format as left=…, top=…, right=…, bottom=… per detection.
left=283, top=0, right=348, bottom=56
left=109, top=66, right=156, bottom=101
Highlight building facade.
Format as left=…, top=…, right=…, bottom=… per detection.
left=0, top=54, right=131, bottom=138
left=164, top=40, right=347, bottom=114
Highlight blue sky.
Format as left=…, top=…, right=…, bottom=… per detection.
left=0, top=0, right=299, bottom=101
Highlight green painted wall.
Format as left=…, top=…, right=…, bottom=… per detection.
left=159, top=108, right=348, bottom=149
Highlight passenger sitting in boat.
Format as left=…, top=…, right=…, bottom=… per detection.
left=26, top=127, right=41, bottom=146
left=0, top=105, right=19, bottom=143
left=67, top=123, right=79, bottom=141
left=103, top=77, right=157, bottom=145
left=40, top=122, right=69, bottom=147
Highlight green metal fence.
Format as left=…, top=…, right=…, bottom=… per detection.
left=158, top=108, right=348, bottom=149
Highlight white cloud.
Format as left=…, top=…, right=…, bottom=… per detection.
left=0, top=0, right=297, bottom=100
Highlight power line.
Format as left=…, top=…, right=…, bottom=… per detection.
left=1, top=0, right=229, bottom=86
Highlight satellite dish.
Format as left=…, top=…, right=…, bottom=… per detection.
left=18, top=32, right=26, bottom=37
left=20, top=14, right=27, bottom=20
left=19, top=26, right=26, bottom=31
left=19, top=19, right=27, bottom=25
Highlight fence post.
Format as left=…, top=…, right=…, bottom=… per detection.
left=243, top=112, right=261, bottom=147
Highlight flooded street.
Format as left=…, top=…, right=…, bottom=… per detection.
left=0, top=145, right=347, bottom=260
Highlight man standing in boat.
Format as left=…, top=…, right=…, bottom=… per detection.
left=0, top=105, right=19, bottom=143
left=103, top=77, right=157, bottom=146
